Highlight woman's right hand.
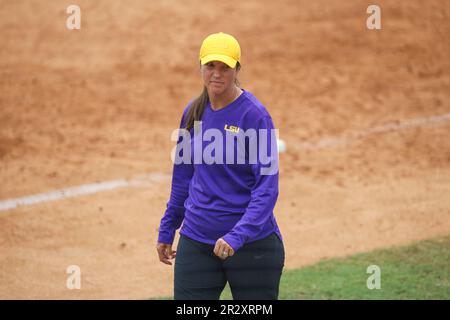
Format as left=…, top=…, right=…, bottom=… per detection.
left=156, top=242, right=176, bottom=265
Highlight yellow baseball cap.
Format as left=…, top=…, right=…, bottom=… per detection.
left=199, top=32, right=241, bottom=68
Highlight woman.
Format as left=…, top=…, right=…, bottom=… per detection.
left=156, top=32, right=284, bottom=300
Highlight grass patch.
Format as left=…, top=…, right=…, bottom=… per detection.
left=155, top=236, right=450, bottom=300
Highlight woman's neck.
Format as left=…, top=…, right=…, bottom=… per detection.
left=209, top=86, right=242, bottom=111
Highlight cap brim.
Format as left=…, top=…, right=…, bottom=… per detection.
left=200, top=54, right=237, bottom=68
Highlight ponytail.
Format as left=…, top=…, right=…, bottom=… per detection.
left=185, top=86, right=209, bottom=132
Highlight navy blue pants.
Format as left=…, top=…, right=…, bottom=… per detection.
left=174, top=233, right=285, bottom=300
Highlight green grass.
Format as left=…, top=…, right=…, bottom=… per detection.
left=156, top=236, right=450, bottom=300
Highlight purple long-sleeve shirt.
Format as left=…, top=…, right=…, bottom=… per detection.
left=158, top=89, right=282, bottom=252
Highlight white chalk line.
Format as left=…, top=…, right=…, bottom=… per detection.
left=1, top=112, right=449, bottom=212
left=0, top=173, right=170, bottom=212
left=292, top=112, right=450, bottom=150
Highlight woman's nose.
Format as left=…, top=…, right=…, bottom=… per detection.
left=212, top=69, right=221, bottom=78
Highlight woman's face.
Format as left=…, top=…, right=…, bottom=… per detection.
left=201, top=61, right=239, bottom=96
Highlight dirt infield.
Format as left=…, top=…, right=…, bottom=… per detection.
left=1, top=0, right=449, bottom=299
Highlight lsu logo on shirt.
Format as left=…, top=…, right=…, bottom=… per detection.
left=224, top=124, right=240, bottom=133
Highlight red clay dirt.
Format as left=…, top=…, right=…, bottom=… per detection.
left=0, top=0, right=449, bottom=299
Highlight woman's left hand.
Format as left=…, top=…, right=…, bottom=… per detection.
left=214, top=238, right=235, bottom=260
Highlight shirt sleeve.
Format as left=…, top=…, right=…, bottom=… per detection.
left=222, top=115, right=279, bottom=252
left=157, top=108, right=194, bottom=244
